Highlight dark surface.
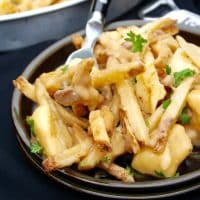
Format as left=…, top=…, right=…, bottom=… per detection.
left=0, top=0, right=200, bottom=199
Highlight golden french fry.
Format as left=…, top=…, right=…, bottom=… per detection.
left=32, top=105, right=64, bottom=157
left=149, top=77, right=195, bottom=152
left=91, top=60, right=144, bottom=88
left=89, top=110, right=111, bottom=148
left=117, top=80, right=149, bottom=144
left=132, top=124, right=192, bottom=177
left=135, top=50, right=166, bottom=114
left=35, top=79, right=73, bottom=149
left=147, top=105, right=164, bottom=131
left=187, top=89, right=200, bottom=116
left=71, top=34, right=84, bottom=49
left=185, top=125, right=200, bottom=147
left=78, top=145, right=106, bottom=171
left=54, top=102, right=88, bottom=129
left=39, top=69, right=65, bottom=94
left=100, top=162, right=135, bottom=183
left=100, top=105, right=115, bottom=136
left=13, top=76, right=36, bottom=102
left=169, top=48, right=198, bottom=73
left=43, top=138, right=92, bottom=171
left=177, top=36, right=200, bottom=70
left=139, top=18, right=178, bottom=42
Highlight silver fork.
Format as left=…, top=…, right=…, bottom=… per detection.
left=65, top=0, right=111, bottom=65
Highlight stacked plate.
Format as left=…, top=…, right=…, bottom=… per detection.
left=12, top=20, right=200, bottom=199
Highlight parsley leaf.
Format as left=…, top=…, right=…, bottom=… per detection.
left=190, top=153, right=200, bottom=160
left=126, top=166, right=134, bottom=176
left=154, top=170, right=166, bottom=178
left=179, top=113, right=190, bottom=125
left=61, top=65, right=68, bottom=73
left=173, top=69, right=195, bottom=87
left=11, top=0, right=18, bottom=4
left=162, top=98, right=171, bottom=109
left=145, top=119, right=150, bottom=128
left=179, top=107, right=190, bottom=125
left=131, top=77, right=137, bottom=85
left=101, top=156, right=111, bottom=163
left=174, top=172, right=180, bottom=178
left=125, top=31, right=147, bottom=52
left=26, top=118, right=35, bottom=136
left=165, top=65, right=171, bottom=75
left=30, top=141, right=43, bottom=154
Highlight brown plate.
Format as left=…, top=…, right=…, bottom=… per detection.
left=12, top=20, right=200, bottom=199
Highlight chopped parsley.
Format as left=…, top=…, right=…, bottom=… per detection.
left=125, top=31, right=147, bottom=52
left=11, top=0, right=18, bottom=4
left=126, top=166, right=134, bottom=176
left=162, top=98, right=171, bottom=109
left=101, top=156, right=111, bottom=163
left=179, top=107, right=190, bottom=125
left=26, top=118, right=35, bottom=136
left=173, top=69, right=195, bottom=87
left=145, top=119, right=150, bottom=128
left=61, top=64, right=68, bottom=73
left=154, top=170, right=166, bottom=178
left=131, top=77, right=137, bottom=85
left=190, top=153, right=200, bottom=160
left=165, top=65, right=171, bottom=75
left=30, top=141, right=43, bottom=154
left=174, top=172, right=180, bottom=178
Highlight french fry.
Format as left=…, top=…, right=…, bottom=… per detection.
left=120, top=110, right=140, bottom=153
left=123, top=117, right=140, bottom=154
left=39, top=69, right=65, bottom=94
left=177, top=36, right=200, bottom=70
left=169, top=48, right=198, bottom=73
left=135, top=50, right=166, bottom=114
left=43, top=137, right=92, bottom=171
left=147, top=105, right=164, bottom=131
left=31, top=105, right=64, bottom=157
left=100, top=162, right=135, bottom=183
left=13, top=76, right=36, bottom=102
left=89, top=110, right=111, bottom=148
left=139, top=18, right=178, bottom=42
left=54, top=101, right=88, bottom=129
left=117, top=80, right=149, bottom=144
left=110, top=127, right=126, bottom=158
left=91, top=59, right=144, bottom=88
left=187, top=89, right=200, bottom=116
left=132, top=124, right=192, bottom=177
left=78, top=145, right=106, bottom=170
left=149, top=77, right=195, bottom=152
left=185, top=125, right=200, bottom=147
left=71, top=34, right=84, bottom=49
left=35, top=79, right=73, bottom=149
left=100, top=105, right=114, bottom=136
left=94, top=44, right=108, bottom=69
left=109, top=88, right=120, bottom=126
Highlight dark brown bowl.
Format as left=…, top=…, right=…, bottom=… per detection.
left=11, top=20, right=200, bottom=199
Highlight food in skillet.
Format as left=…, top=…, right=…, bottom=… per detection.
left=0, top=0, right=65, bottom=15
left=13, top=18, right=200, bottom=182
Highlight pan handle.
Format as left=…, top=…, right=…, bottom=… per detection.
left=138, top=0, right=200, bottom=33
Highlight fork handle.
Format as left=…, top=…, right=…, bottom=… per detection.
left=90, top=0, right=111, bottom=18
left=83, top=0, right=111, bottom=49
